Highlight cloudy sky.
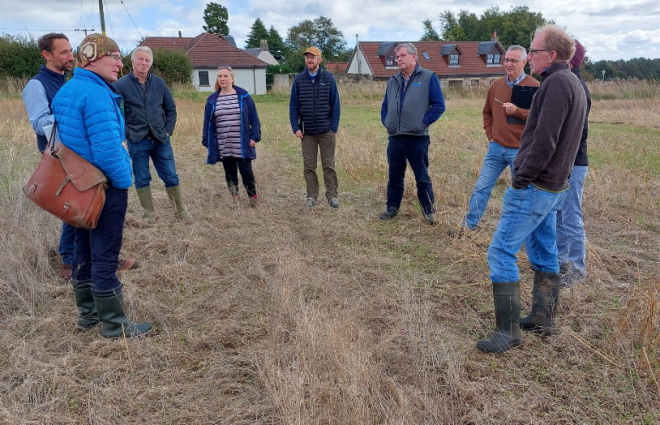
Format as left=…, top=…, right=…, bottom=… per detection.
left=1, top=0, right=659, bottom=62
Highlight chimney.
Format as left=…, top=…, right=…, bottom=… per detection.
left=491, top=31, right=498, bottom=42
left=259, top=39, right=269, bottom=52
left=178, top=30, right=182, bottom=38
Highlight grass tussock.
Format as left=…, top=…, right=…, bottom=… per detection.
left=1, top=78, right=659, bottom=423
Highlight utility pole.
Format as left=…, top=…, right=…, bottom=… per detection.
left=99, top=0, right=106, bottom=35
left=75, top=28, right=96, bottom=36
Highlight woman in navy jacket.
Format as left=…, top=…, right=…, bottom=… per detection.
left=202, top=66, right=261, bottom=205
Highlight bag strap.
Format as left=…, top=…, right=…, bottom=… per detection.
left=48, top=119, right=57, bottom=154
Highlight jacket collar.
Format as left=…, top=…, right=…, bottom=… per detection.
left=73, top=67, right=118, bottom=93
left=540, top=62, right=570, bottom=82
left=38, top=64, right=67, bottom=83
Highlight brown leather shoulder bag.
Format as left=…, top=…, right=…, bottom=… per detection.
left=23, top=124, right=107, bottom=229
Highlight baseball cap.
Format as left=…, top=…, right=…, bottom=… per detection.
left=77, top=33, right=120, bottom=68
left=303, top=47, right=322, bottom=57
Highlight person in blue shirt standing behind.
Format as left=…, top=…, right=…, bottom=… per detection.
left=22, top=33, right=76, bottom=279
left=380, top=42, right=446, bottom=225
left=289, top=47, right=341, bottom=209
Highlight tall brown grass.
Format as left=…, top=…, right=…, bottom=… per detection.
left=1, top=77, right=658, bottom=424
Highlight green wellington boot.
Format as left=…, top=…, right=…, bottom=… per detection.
left=476, top=281, right=521, bottom=353
left=93, top=285, right=152, bottom=339
left=136, top=187, right=157, bottom=224
left=519, top=270, right=560, bottom=336
left=165, top=185, right=191, bottom=220
left=71, top=280, right=100, bottom=330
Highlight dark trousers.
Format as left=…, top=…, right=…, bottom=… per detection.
left=221, top=157, right=256, bottom=197
left=71, top=187, right=127, bottom=291
left=386, top=135, right=435, bottom=215
left=59, top=222, right=76, bottom=265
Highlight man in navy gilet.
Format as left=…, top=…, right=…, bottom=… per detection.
left=22, top=33, right=75, bottom=279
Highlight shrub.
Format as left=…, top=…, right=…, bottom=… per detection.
left=121, top=48, right=193, bottom=86
left=0, top=34, right=43, bottom=78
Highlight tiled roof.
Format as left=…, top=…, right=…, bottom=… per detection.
left=376, top=42, right=395, bottom=57
left=325, top=62, right=348, bottom=73
left=140, top=33, right=267, bottom=69
left=478, top=41, right=498, bottom=55
left=355, top=41, right=506, bottom=79
left=244, top=48, right=261, bottom=58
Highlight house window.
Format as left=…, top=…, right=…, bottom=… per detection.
left=199, top=71, right=209, bottom=86
left=448, top=79, right=462, bottom=87
left=422, top=51, right=430, bottom=61
left=471, top=79, right=480, bottom=87
left=487, top=53, right=501, bottom=65
left=449, top=54, right=459, bottom=66
left=386, top=55, right=394, bottom=66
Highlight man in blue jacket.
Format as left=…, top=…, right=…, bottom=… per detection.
left=380, top=43, right=446, bottom=225
left=22, top=33, right=75, bottom=279
left=115, top=46, right=190, bottom=223
left=51, top=34, right=151, bottom=339
left=289, top=47, right=341, bottom=209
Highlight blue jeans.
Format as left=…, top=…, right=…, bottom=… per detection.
left=127, top=137, right=180, bottom=189
left=556, top=165, right=588, bottom=273
left=463, top=142, right=518, bottom=229
left=386, top=135, right=435, bottom=215
left=59, top=222, right=76, bottom=265
left=488, top=185, right=567, bottom=283
left=71, top=187, right=127, bottom=291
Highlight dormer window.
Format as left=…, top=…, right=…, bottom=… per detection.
left=386, top=55, right=395, bottom=66
left=479, top=41, right=504, bottom=66
left=441, top=44, right=462, bottom=67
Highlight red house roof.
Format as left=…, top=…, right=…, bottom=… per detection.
left=324, top=62, right=348, bottom=73
left=140, top=33, right=268, bottom=69
left=352, top=41, right=507, bottom=79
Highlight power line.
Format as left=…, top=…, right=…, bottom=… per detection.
left=104, top=0, right=114, bottom=38
left=120, top=0, right=143, bottom=39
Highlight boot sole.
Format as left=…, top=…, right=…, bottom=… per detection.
left=520, top=323, right=555, bottom=336
left=476, top=339, right=521, bottom=353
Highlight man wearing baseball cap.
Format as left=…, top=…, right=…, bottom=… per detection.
left=289, top=46, right=341, bottom=209
left=51, top=34, right=152, bottom=339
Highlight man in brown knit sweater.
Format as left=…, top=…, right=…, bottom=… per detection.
left=477, top=25, right=587, bottom=353
left=459, top=46, right=540, bottom=233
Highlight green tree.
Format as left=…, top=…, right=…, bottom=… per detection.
left=245, top=18, right=269, bottom=49
left=121, top=48, right=193, bottom=85
left=440, top=6, right=549, bottom=48
left=203, top=2, right=229, bottom=35
left=268, top=25, right=286, bottom=60
left=0, top=34, right=44, bottom=78
left=285, top=16, right=347, bottom=62
left=420, top=20, right=441, bottom=41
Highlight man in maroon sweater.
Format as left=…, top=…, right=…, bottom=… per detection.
left=457, top=46, right=540, bottom=234
left=477, top=25, right=587, bottom=353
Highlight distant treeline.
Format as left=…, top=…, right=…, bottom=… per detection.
left=582, top=58, right=660, bottom=81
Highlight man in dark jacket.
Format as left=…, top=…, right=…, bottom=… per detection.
left=477, top=25, right=587, bottom=353
left=380, top=43, right=445, bottom=224
left=556, top=40, right=591, bottom=287
left=289, top=47, right=341, bottom=209
left=115, top=46, right=190, bottom=223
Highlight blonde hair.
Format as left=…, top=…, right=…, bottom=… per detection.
left=214, top=66, right=235, bottom=91
left=534, top=24, right=576, bottom=62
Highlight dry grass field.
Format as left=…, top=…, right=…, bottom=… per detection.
left=1, top=78, right=659, bottom=424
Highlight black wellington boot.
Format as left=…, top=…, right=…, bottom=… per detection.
left=476, top=281, right=521, bottom=353
left=93, top=285, right=152, bottom=339
left=519, top=270, right=560, bottom=336
left=71, top=280, right=100, bottom=330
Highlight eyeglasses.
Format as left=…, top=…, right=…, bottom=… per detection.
left=529, top=49, right=548, bottom=56
left=105, top=53, right=122, bottom=62
left=504, top=58, right=520, bottom=63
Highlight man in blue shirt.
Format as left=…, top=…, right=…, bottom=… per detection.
left=22, top=33, right=136, bottom=279
left=289, top=47, right=341, bottom=209
left=380, top=43, right=446, bottom=224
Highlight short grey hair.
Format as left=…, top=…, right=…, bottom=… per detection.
left=507, top=45, right=527, bottom=59
left=395, top=42, right=417, bottom=56
left=131, top=46, right=153, bottom=62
